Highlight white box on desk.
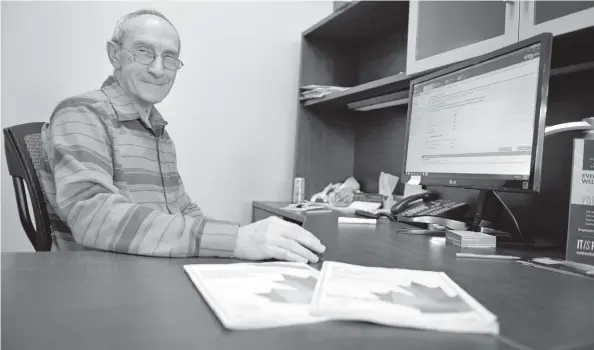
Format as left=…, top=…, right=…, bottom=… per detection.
left=446, top=230, right=496, bottom=249
left=566, top=138, right=594, bottom=266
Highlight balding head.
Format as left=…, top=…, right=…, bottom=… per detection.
left=106, top=9, right=182, bottom=110
left=111, top=9, right=180, bottom=53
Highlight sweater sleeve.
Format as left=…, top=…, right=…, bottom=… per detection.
left=169, top=137, right=206, bottom=220
left=45, top=98, right=239, bottom=257
left=177, top=179, right=205, bottom=218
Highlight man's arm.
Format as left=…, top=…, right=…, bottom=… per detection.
left=46, top=99, right=238, bottom=257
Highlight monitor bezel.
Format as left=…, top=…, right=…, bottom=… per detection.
left=401, top=33, right=553, bottom=194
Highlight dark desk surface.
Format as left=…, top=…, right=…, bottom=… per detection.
left=252, top=200, right=396, bottom=223
left=253, top=200, right=324, bottom=223
left=3, top=207, right=594, bottom=350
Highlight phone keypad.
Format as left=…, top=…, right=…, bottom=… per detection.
left=400, top=199, right=465, bottom=217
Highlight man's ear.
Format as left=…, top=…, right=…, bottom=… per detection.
left=106, top=41, right=121, bottom=69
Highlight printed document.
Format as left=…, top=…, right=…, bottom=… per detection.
left=183, top=261, right=328, bottom=330
left=310, top=261, right=499, bottom=334
left=184, top=261, right=499, bottom=334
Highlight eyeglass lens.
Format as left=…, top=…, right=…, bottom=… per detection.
left=134, top=51, right=182, bottom=70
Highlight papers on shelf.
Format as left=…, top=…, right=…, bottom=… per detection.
left=184, top=261, right=499, bottom=335
left=299, top=84, right=349, bottom=101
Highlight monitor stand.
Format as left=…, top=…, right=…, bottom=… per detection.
left=468, top=190, right=534, bottom=246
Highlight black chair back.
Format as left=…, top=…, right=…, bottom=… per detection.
left=3, top=122, right=52, bottom=251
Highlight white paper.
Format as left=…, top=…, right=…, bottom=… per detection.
left=407, top=175, right=421, bottom=186
left=347, top=201, right=382, bottom=211
left=379, top=172, right=399, bottom=195
left=532, top=257, right=594, bottom=272
left=183, top=262, right=329, bottom=330
left=379, top=172, right=399, bottom=209
left=338, top=217, right=377, bottom=224
left=309, top=261, right=500, bottom=335
left=531, top=257, right=559, bottom=265
left=184, top=260, right=500, bottom=335
left=404, top=183, right=428, bottom=197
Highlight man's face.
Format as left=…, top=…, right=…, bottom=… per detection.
left=114, top=15, right=181, bottom=106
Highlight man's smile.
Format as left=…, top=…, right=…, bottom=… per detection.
left=140, top=80, right=167, bottom=86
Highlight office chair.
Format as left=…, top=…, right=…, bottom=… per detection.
left=3, top=122, right=53, bottom=251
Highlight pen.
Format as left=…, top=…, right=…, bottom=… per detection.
left=456, top=253, right=521, bottom=260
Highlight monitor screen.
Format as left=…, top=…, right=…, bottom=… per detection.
left=404, top=40, right=549, bottom=192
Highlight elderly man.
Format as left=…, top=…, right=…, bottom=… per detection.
left=39, top=9, right=325, bottom=262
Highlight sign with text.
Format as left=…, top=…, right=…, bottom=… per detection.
left=567, top=138, right=594, bottom=266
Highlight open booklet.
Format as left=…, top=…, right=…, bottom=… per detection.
left=183, top=261, right=499, bottom=334
left=310, top=261, right=499, bottom=335
left=183, top=261, right=329, bottom=330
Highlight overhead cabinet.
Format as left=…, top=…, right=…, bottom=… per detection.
left=519, top=0, right=594, bottom=40
left=406, top=0, right=594, bottom=75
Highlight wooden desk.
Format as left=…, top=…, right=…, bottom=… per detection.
left=252, top=201, right=310, bottom=223
left=3, top=205, right=594, bottom=350
left=252, top=201, right=396, bottom=224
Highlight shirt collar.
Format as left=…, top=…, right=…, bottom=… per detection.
left=100, top=75, right=168, bottom=130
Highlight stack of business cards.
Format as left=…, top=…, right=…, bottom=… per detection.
left=446, top=230, right=496, bottom=248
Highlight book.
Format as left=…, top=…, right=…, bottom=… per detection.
left=566, top=138, right=594, bottom=266
left=183, top=261, right=499, bottom=335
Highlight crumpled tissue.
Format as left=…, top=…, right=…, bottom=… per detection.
left=311, top=177, right=360, bottom=207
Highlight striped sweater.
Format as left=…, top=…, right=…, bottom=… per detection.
left=39, top=75, right=239, bottom=257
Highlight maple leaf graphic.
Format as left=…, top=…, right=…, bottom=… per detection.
left=373, top=282, right=472, bottom=314
left=257, top=274, right=317, bottom=304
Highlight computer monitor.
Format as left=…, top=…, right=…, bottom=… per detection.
left=402, top=33, right=552, bottom=194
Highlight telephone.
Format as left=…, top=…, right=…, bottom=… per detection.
left=391, top=191, right=468, bottom=219
left=391, top=192, right=438, bottom=214
left=354, top=191, right=469, bottom=222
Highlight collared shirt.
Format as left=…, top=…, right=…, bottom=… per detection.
left=39, top=75, right=239, bottom=257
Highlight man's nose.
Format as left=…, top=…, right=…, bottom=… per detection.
left=148, top=56, right=165, bottom=78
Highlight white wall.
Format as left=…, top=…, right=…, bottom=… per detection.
left=1, top=1, right=332, bottom=252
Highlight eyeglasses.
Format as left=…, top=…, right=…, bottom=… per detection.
left=113, top=41, right=184, bottom=71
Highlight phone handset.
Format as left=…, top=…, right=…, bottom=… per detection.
left=391, top=191, right=439, bottom=215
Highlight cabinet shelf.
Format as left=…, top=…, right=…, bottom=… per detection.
left=302, top=58, right=594, bottom=112
left=302, top=73, right=417, bottom=111
left=551, top=61, right=594, bottom=77
left=302, top=1, right=409, bottom=40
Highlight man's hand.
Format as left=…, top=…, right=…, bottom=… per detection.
left=233, top=217, right=326, bottom=263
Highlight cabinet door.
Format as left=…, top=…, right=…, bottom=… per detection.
left=406, top=0, right=520, bottom=75
left=519, top=0, right=594, bottom=40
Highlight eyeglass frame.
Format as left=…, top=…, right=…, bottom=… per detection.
left=111, top=41, right=184, bottom=71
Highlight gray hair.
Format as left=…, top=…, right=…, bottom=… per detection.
left=111, top=9, right=180, bottom=52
